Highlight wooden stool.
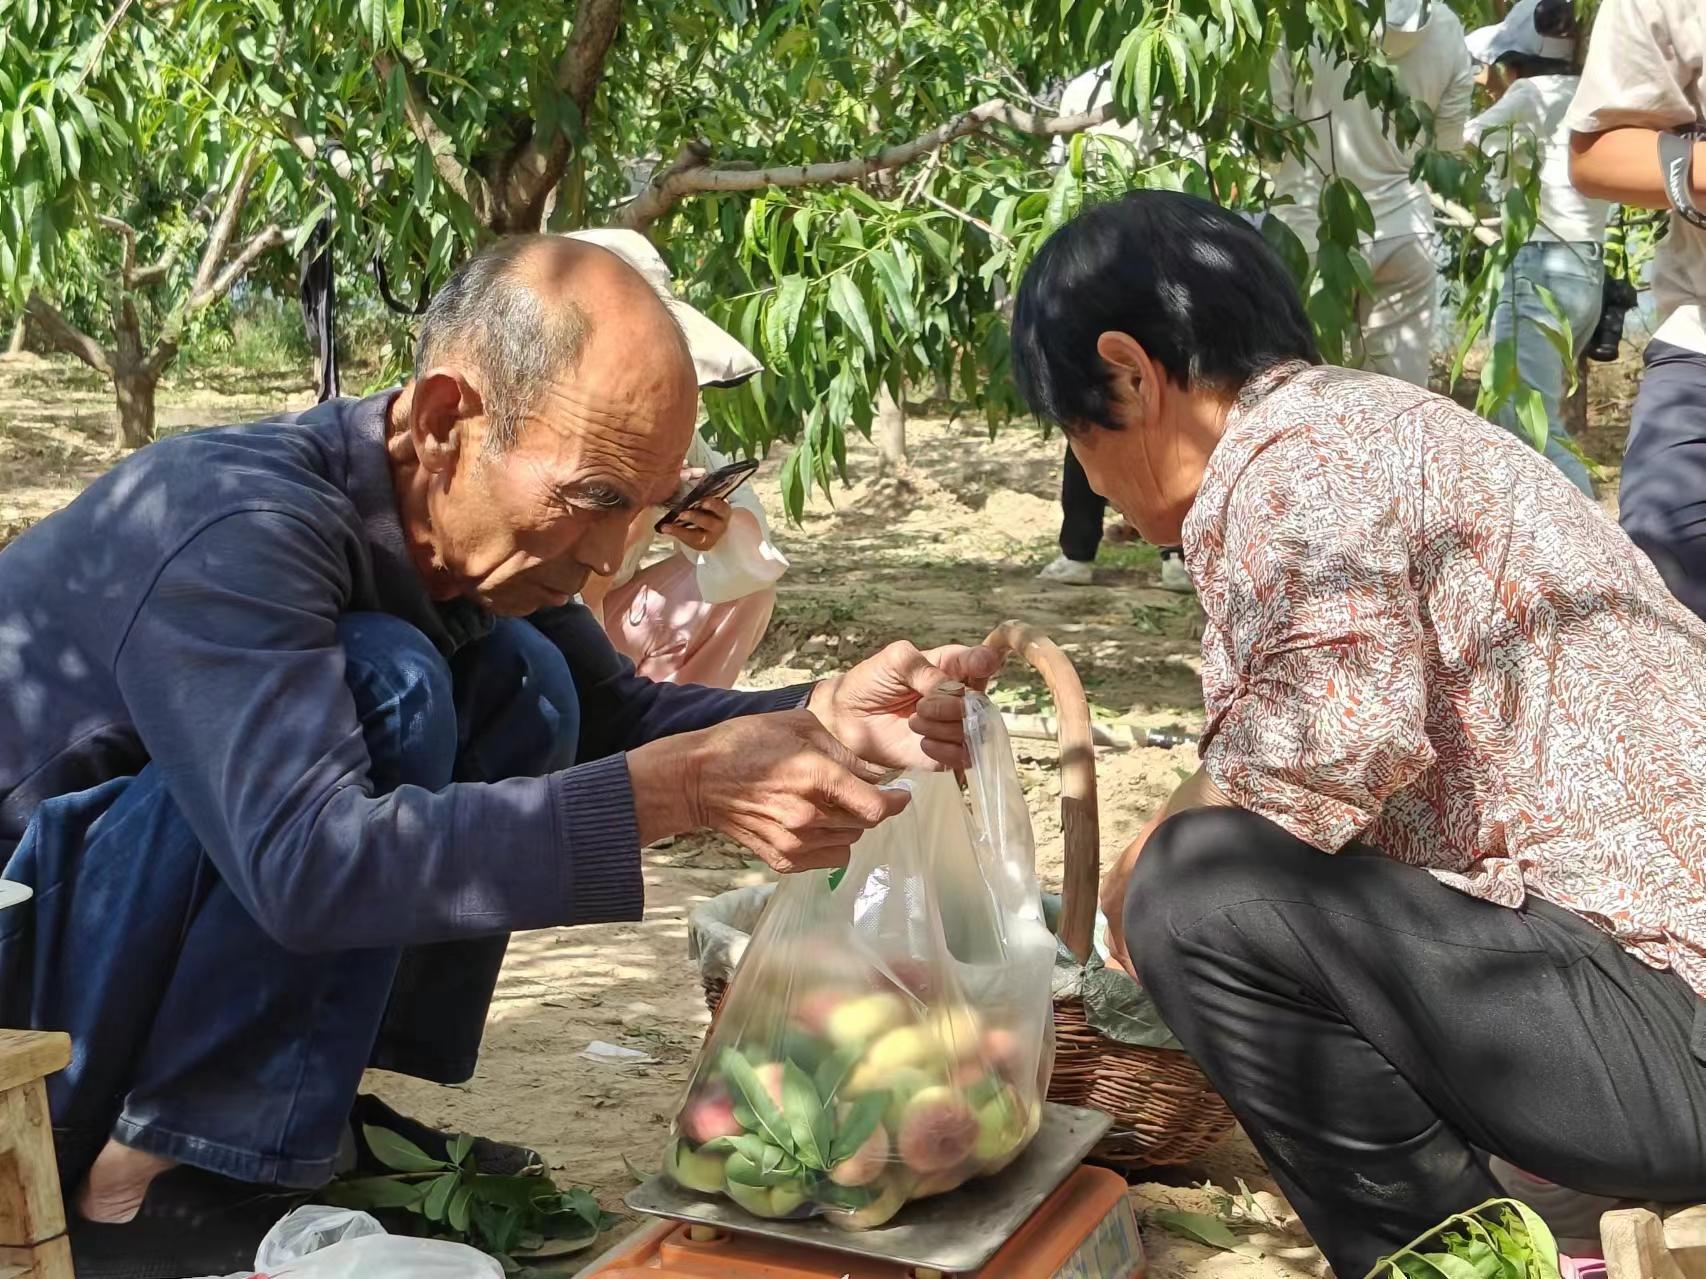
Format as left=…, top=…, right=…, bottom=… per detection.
left=1602, top=1206, right=1706, bottom=1279
left=0, top=1031, right=73, bottom=1279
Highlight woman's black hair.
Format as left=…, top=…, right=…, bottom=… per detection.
left=1532, top=0, right=1575, bottom=39
left=1500, top=0, right=1579, bottom=76
left=1009, top=190, right=1320, bottom=431
left=1496, top=50, right=1575, bottom=77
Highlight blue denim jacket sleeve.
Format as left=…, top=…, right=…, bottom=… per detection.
left=524, top=602, right=812, bottom=760
left=110, top=510, right=804, bottom=953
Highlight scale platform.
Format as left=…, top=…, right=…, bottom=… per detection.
left=575, top=1103, right=1145, bottom=1278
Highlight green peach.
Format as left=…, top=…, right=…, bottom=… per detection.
left=665, top=1139, right=728, bottom=1194
left=828, top=1176, right=911, bottom=1230
left=825, top=992, right=910, bottom=1048
left=860, top=1025, right=941, bottom=1075
left=724, top=1176, right=808, bottom=1218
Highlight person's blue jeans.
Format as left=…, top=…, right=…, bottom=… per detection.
left=0, top=614, right=580, bottom=1188
left=1489, top=240, right=1604, bottom=497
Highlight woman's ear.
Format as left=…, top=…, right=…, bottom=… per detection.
left=1095, top=331, right=1161, bottom=428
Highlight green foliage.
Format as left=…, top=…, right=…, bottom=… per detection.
left=0, top=0, right=1574, bottom=490
left=1149, top=1195, right=1560, bottom=1279
left=1371, top=1198, right=1561, bottom=1279
left=325, top=1125, right=618, bottom=1266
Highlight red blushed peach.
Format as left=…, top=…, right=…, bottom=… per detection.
left=980, top=1027, right=1027, bottom=1078
left=895, top=1086, right=980, bottom=1175
left=678, top=1086, right=742, bottom=1145
left=827, top=1125, right=891, bottom=1187
left=793, top=989, right=848, bottom=1036
left=753, top=1061, right=787, bottom=1110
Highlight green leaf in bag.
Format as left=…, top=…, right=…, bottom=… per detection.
left=721, top=1051, right=795, bottom=1155
left=829, top=1092, right=887, bottom=1166
left=726, top=1144, right=799, bottom=1188
left=782, top=1061, right=832, bottom=1170
left=725, top=1151, right=768, bottom=1186
left=811, top=1178, right=877, bottom=1211
left=709, top=1133, right=773, bottom=1166
left=813, top=1044, right=861, bottom=1103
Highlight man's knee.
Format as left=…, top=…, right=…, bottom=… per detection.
left=335, top=613, right=456, bottom=789
left=1124, top=807, right=1320, bottom=976
left=489, top=620, right=580, bottom=729
left=454, top=619, right=581, bottom=776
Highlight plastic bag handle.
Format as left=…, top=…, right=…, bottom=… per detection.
left=982, top=620, right=1101, bottom=964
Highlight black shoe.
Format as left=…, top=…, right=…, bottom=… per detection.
left=69, top=1166, right=308, bottom=1279
left=349, top=1093, right=545, bottom=1177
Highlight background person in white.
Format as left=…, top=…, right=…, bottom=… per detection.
left=1268, top=0, right=1475, bottom=387
left=1036, top=66, right=1195, bottom=593
left=1568, top=0, right=1706, bottom=619
left=1465, top=0, right=1608, bottom=497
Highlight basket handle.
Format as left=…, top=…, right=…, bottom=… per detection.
left=981, top=621, right=1101, bottom=965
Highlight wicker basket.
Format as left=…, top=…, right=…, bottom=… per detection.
left=699, top=620, right=1235, bottom=1170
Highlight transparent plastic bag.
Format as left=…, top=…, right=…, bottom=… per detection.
left=264, top=1235, right=503, bottom=1277
left=194, top=1204, right=502, bottom=1279
left=665, top=692, right=1056, bottom=1229
left=254, top=1206, right=386, bottom=1268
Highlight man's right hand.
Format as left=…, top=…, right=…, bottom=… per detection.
left=626, top=709, right=910, bottom=873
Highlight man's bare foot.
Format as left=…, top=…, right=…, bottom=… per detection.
left=75, top=1139, right=178, bottom=1224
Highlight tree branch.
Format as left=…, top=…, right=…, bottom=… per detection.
left=617, top=97, right=1117, bottom=230
left=1430, top=192, right=1498, bottom=248
left=556, top=0, right=625, bottom=112
left=490, top=0, right=625, bottom=231
left=24, top=293, right=113, bottom=376
left=190, top=148, right=265, bottom=301
left=97, top=215, right=139, bottom=288
left=374, top=52, right=488, bottom=222
left=195, top=224, right=288, bottom=316
left=131, top=251, right=181, bottom=288
left=918, top=189, right=1011, bottom=245
left=281, top=108, right=358, bottom=186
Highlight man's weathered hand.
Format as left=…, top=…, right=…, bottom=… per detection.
left=628, top=709, right=909, bottom=872
left=807, top=641, right=1004, bottom=771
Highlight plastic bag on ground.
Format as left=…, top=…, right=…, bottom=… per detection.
left=192, top=1204, right=502, bottom=1279
left=254, top=1206, right=386, bottom=1267
left=263, top=1234, right=504, bottom=1277
left=664, top=692, right=1056, bottom=1229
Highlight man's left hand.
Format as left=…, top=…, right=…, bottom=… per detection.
left=807, top=641, right=1004, bottom=771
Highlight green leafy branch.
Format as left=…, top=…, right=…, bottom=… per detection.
left=325, top=1125, right=618, bottom=1271
left=705, top=1049, right=888, bottom=1191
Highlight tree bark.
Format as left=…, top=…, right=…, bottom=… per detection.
left=113, top=366, right=158, bottom=449
left=876, top=384, right=907, bottom=471
left=112, top=297, right=154, bottom=447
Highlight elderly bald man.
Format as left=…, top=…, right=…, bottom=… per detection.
left=0, top=234, right=997, bottom=1273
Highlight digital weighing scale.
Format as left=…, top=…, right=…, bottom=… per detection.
left=572, top=1104, right=1145, bottom=1279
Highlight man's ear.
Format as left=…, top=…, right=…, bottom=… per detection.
left=1095, top=331, right=1161, bottom=425
left=409, top=369, right=479, bottom=475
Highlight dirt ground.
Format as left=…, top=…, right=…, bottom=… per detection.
left=0, top=350, right=1644, bottom=1276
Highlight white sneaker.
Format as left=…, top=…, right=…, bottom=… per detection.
left=1037, top=555, right=1095, bottom=586
left=1160, top=555, right=1195, bottom=594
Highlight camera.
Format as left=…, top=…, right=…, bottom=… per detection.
left=1587, top=275, right=1637, bottom=363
